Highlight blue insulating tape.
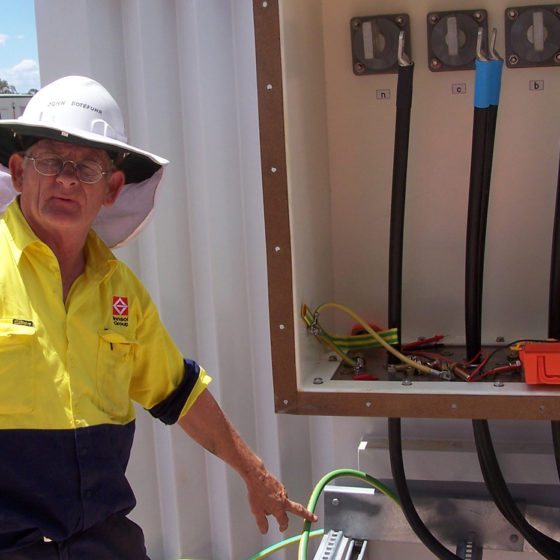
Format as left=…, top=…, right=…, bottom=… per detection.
left=474, top=59, right=492, bottom=108
left=489, top=59, right=503, bottom=106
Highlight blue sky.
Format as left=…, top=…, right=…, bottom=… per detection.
left=0, top=0, right=40, bottom=93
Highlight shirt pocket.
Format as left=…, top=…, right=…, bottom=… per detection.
left=96, top=329, right=138, bottom=418
left=0, top=322, right=36, bottom=414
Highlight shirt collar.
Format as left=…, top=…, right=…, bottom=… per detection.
left=2, top=198, right=42, bottom=262
left=3, top=198, right=118, bottom=280
left=84, top=228, right=118, bottom=282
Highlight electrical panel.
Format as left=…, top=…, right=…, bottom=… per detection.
left=253, top=0, right=560, bottom=420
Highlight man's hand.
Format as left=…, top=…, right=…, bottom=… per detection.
left=245, top=467, right=317, bottom=534
left=179, top=389, right=318, bottom=534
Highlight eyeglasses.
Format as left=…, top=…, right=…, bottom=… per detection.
left=24, top=153, right=112, bottom=184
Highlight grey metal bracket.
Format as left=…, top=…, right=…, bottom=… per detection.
left=323, top=485, right=527, bottom=553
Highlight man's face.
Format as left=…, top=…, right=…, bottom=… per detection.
left=8, top=139, right=124, bottom=242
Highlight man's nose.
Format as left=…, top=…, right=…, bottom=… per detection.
left=56, top=161, right=80, bottom=183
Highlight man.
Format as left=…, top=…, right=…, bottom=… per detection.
left=0, top=76, right=316, bottom=559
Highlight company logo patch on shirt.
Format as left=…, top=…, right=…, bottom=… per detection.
left=12, top=318, right=34, bottom=327
left=112, top=296, right=129, bottom=326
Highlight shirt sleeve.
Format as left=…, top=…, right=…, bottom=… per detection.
left=126, top=275, right=211, bottom=423
left=148, top=359, right=211, bottom=424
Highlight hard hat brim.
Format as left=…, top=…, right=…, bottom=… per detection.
left=0, top=119, right=168, bottom=183
left=0, top=120, right=169, bottom=248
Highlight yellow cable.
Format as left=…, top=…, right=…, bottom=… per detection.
left=302, top=304, right=359, bottom=368
left=315, top=302, right=439, bottom=376
left=316, top=333, right=358, bottom=368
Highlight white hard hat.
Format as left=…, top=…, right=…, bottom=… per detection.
left=0, top=75, right=168, bottom=247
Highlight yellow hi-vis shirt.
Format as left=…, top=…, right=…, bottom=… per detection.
left=0, top=199, right=211, bottom=546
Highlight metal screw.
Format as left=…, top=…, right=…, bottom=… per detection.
left=402, top=378, right=413, bottom=386
left=353, top=356, right=365, bottom=374
left=328, top=355, right=338, bottom=362
left=351, top=19, right=361, bottom=30
left=274, top=246, right=281, bottom=253
left=473, top=11, right=485, bottom=23
left=266, top=83, right=273, bottom=91
left=507, top=9, right=518, bottom=20
left=270, top=167, right=277, bottom=173
left=354, top=62, right=366, bottom=74
left=496, top=336, right=505, bottom=343
left=332, top=498, right=340, bottom=506
left=555, top=52, right=560, bottom=64
left=510, top=534, right=519, bottom=543
left=508, top=54, right=519, bottom=65
left=313, top=377, right=324, bottom=385
left=394, top=16, right=405, bottom=27
left=429, top=13, right=440, bottom=25
left=309, top=324, right=320, bottom=336
left=555, top=7, right=560, bottom=18
left=365, top=401, right=372, bottom=407
left=279, top=324, right=285, bottom=330
left=494, top=380, right=505, bottom=388
left=430, top=58, right=442, bottom=70
left=283, top=399, right=289, bottom=405
left=262, top=1, right=268, bottom=7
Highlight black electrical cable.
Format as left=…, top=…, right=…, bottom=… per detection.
left=466, top=33, right=503, bottom=363
left=465, top=104, right=488, bottom=361
left=548, top=153, right=560, bottom=339
left=388, top=418, right=462, bottom=560
left=388, top=57, right=414, bottom=364
left=548, top=153, right=560, bottom=488
left=476, top=103, right=498, bottom=325
left=551, top=421, right=560, bottom=484
left=472, top=419, right=560, bottom=559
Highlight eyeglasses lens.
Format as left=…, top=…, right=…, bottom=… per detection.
left=29, top=155, right=105, bottom=184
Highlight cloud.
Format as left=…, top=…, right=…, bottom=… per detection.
left=12, top=59, right=36, bottom=72
left=3, top=58, right=40, bottom=93
left=0, top=34, right=7, bottom=46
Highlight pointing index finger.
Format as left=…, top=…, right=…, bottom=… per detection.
left=286, top=499, right=318, bottom=523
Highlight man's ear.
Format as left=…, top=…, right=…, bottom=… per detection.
left=103, top=170, right=126, bottom=206
left=8, top=153, right=25, bottom=193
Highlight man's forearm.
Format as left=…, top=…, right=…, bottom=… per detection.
left=178, top=388, right=266, bottom=482
left=178, top=387, right=317, bottom=533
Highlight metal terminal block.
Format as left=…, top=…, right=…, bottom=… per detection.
left=350, top=13, right=411, bottom=74
left=427, top=10, right=488, bottom=71
left=308, top=324, right=322, bottom=336
left=308, top=311, right=322, bottom=336
left=457, top=538, right=483, bottom=560
left=505, top=5, right=560, bottom=68
left=313, top=529, right=368, bottom=560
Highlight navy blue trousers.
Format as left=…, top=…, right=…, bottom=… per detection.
left=0, top=515, right=150, bottom=560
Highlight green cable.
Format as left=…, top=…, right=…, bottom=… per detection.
left=298, top=468, right=400, bottom=560
left=302, top=305, right=399, bottom=350
left=246, top=468, right=399, bottom=560
left=245, top=529, right=324, bottom=560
